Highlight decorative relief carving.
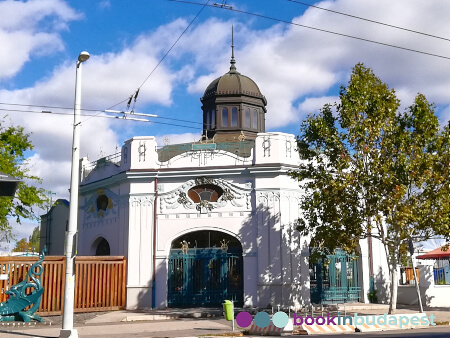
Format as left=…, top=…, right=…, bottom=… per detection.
left=195, top=177, right=214, bottom=185
left=138, top=141, right=146, bottom=162
left=177, top=192, right=190, bottom=206
left=159, top=177, right=252, bottom=212
left=196, top=200, right=214, bottom=214
left=221, top=188, right=234, bottom=201
left=262, top=136, right=271, bottom=157
left=286, top=139, right=292, bottom=158
left=130, top=196, right=154, bottom=207
left=84, top=188, right=119, bottom=221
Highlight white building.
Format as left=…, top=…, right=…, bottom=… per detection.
left=77, top=48, right=387, bottom=309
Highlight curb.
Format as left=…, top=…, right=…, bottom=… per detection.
left=296, top=323, right=355, bottom=335
left=354, top=313, right=430, bottom=332
left=248, top=323, right=283, bottom=336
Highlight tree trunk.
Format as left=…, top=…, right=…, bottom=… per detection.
left=388, top=254, right=398, bottom=314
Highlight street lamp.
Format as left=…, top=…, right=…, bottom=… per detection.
left=60, top=51, right=89, bottom=338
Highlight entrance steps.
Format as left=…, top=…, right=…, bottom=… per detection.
left=334, top=303, right=389, bottom=311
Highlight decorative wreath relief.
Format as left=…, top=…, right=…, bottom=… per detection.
left=196, top=200, right=214, bottom=214
left=221, top=188, right=235, bottom=202
left=177, top=192, right=190, bottom=205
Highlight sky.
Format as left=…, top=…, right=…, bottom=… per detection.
left=1, top=0, right=449, bottom=249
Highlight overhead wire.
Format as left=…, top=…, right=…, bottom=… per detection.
left=0, top=102, right=202, bottom=126
left=0, top=107, right=202, bottom=131
left=165, top=0, right=450, bottom=61
left=286, top=0, right=450, bottom=43
left=104, top=0, right=211, bottom=116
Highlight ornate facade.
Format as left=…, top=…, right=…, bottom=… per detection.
left=77, top=42, right=386, bottom=309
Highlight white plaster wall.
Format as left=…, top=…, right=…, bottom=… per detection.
left=397, top=264, right=450, bottom=308
left=255, top=190, right=304, bottom=308
left=126, top=192, right=155, bottom=309
left=78, top=184, right=128, bottom=256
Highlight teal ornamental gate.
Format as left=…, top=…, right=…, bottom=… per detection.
left=310, top=249, right=360, bottom=304
left=168, top=247, right=243, bottom=307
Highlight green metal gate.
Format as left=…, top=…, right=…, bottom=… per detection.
left=310, top=249, right=360, bottom=304
left=168, top=248, right=243, bottom=307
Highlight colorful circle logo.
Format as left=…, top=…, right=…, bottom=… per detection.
left=236, top=311, right=290, bottom=328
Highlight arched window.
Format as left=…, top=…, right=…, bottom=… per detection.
left=96, top=195, right=108, bottom=211
left=221, top=108, right=228, bottom=127
left=245, top=108, right=251, bottom=128
left=94, top=237, right=110, bottom=256
left=188, top=184, right=224, bottom=203
left=211, top=110, right=215, bottom=128
left=252, top=109, right=258, bottom=129
left=231, top=107, right=238, bottom=127
left=206, top=111, right=210, bottom=129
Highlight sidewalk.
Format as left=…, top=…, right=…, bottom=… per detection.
left=0, top=304, right=448, bottom=337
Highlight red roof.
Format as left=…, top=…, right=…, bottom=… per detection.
left=416, top=245, right=450, bottom=259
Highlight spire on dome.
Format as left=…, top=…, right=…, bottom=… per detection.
left=229, top=25, right=237, bottom=73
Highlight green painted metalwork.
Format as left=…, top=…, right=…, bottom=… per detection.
left=0, top=248, right=46, bottom=322
left=310, top=249, right=360, bottom=304
left=157, top=141, right=255, bottom=162
left=168, top=248, right=243, bottom=307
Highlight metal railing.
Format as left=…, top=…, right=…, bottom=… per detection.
left=157, top=141, right=255, bottom=162
left=82, top=152, right=121, bottom=179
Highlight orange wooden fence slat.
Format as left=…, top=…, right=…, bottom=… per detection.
left=0, top=256, right=126, bottom=315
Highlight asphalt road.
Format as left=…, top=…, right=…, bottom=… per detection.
left=0, top=318, right=448, bottom=338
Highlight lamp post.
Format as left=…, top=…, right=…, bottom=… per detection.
left=60, top=51, right=89, bottom=338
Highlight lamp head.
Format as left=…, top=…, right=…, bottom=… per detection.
left=78, top=51, right=90, bottom=62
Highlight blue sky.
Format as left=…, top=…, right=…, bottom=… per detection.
left=1, top=0, right=450, bottom=248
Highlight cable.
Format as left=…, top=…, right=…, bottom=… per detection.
left=0, top=102, right=202, bottom=126
left=165, top=0, right=450, bottom=61
left=287, top=0, right=450, bottom=43
left=0, top=108, right=202, bottom=130
left=105, top=0, right=211, bottom=114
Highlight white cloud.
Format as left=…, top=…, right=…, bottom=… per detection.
left=176, top=1, right=450, bottom=128
left=98, top=1, right=111, bottom=10
left=0, top=0, right=82, bottom=81
left=155, top=133, right=200, bottom=147
left=2, top=0, right=450, bottom=215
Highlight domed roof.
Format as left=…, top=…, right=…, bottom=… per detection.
left=203, top=68, right=264, bottom=100
left=202, top=38, right=265, bottom=102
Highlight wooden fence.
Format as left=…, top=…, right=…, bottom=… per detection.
left=0, top=256, right=126, bottom=316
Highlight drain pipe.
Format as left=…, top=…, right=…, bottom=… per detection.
left=152, top=176, right=158, bottom=308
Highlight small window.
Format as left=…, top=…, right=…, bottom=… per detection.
left=231, top=107, right=238, bottom=127
left=245, top=108, right=251, bottom=128
left=252, top=109, right=258, bottom=129
left=222, top=108, right=228, bottom=127
left=188, top=184, right=224, bottom=203
left=206, top=111, right=210, bottom=129
left=96, top=195, right=108, bottom=211
left=211, top=110, right=215, bottom=128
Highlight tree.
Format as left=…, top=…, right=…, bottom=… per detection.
left=289, top=63, right=450, bottom=313
left=0, top=118, right=48, bottom=238
left=12, top=238, right=29, bottom=252
left=12, top=226, right=40, bottom=253
left=28, top=225, right=40, bottom=250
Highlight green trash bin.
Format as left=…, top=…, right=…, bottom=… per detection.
left=223, top=300, right=234, bottom=321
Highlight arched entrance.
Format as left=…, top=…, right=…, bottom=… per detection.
left=92, top=237, right=110, bottom=256
left=168, top=230, right=243, bottom=307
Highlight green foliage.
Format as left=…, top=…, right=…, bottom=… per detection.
left=12, top=226, right=40, bottom=252
left=29, top=226, right=40, bottom=250
left=289, top=63, right=450, bottom=310
left=12, top=238, right=29, bottom=252
left=368, top=289, right=378, bottom=304
left=0, top=118, right=48, bottom=237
